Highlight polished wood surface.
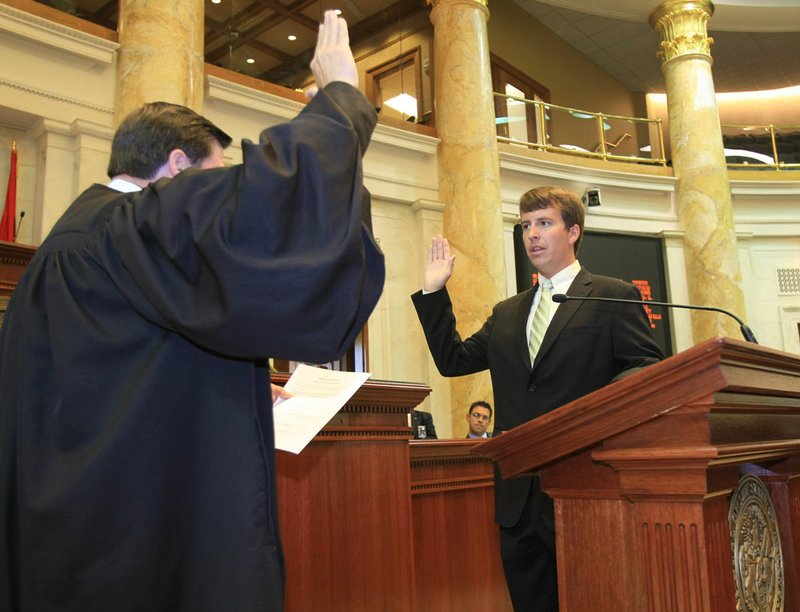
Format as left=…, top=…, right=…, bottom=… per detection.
left=477, top=337, right=800, bottom=611
left=0, top=240, right=34, bottom=295
left=0, top=240, right=35, bottom=326
left=274, top=374, right=513, bottom=611
left=410, top=440, right=513, bottom=612
left=275, top=376, right=429, bottom=612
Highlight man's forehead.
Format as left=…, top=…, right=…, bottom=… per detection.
left=520, top=206, right=560, bottom=221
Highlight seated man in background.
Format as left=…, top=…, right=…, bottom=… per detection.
left=466, top=400, right=493, bottom=438
left=411, top=409, right=438, bottom=439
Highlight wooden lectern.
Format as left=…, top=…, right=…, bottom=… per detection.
left=477, top=337, right=800, bottom=611
left=0, top=240, right=35, bottom=326
left=274, top=377, right=514, bottom=611
left=275, top=377, right=430, bottom=611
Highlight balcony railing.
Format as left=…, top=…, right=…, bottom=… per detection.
left=721, top=124, right=800, bottom=171
left=495, top=93, right=800, bottom=172
left=494, top=92, right=667, bottom=166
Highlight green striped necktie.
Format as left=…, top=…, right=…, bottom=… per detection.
left=528, top=279, right=553, bottom=365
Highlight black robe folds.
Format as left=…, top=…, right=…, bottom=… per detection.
left=0, top=82, right=384, bottom=611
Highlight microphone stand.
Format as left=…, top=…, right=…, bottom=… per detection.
left=552, top=294, right=758, bottom=344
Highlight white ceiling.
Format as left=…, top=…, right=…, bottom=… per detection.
left=515, top=0, right=800, bottom=93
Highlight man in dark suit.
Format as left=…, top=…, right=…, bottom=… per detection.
left=466, top=400, right=493, bottom=438
left=411, top=186, right=663, bottom=611
left=411, top=409, right=437, bottom=439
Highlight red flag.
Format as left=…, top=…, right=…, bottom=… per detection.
left=0, top=141, right=17, bottom=242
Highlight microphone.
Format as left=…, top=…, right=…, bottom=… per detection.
left=551, top=293, right=758, bottom=344
left=14, top=211, right=25, bottom=240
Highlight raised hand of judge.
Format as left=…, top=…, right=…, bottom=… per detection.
left=424, top=235, right=456, bottom=293
left=306, top=10, right=358, bottom=99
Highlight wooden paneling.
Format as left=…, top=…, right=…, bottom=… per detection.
left=0, top=240, right=35, bottom=326
left=0, top=240, right=34, bottom=294
left=276, top=377, right=428, bottom=612
left=410, top=440, right=512, bottom=612
left=275, top=376, right=513, bottom=611
left=478, top=337, right=800, bottom=611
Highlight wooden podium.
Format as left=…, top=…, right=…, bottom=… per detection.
left=410, top=440, right=513, bottom=611
left=274, top=377, right=514, bottom=611
left=0, top=240, right=35, bottom=326
left=477, top=337, right=800, bottom=611
left=275, top=377, right=429, bottom=611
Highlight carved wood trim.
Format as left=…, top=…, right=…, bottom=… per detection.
left=0, top=240, right=35, bottom=298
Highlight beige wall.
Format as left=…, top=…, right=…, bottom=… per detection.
left=486, top=1, right=647, bottom=155
left=486, top=2, right=639, bottom=113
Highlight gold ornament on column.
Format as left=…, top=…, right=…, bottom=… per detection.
left=427, top=0, right=488, bottom=8
left=650, top=1, right=714, bottom=64
left=648, top=0, right=748, bottom=344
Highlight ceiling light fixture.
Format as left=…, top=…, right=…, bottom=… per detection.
left=211, top=0, right=221, bottom=4
left=383, top=93, right=418, bottom=118
left=246, top=58, right=255, bottom=64
left=288, top=35, right=297, bottom=41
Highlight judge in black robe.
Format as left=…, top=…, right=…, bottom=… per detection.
left=0, top=51, right=383, bottom=612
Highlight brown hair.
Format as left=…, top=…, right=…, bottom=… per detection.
left=519, top=186, right=585, bottom=254
left=468, top=400, right=492, bottom=419
left=108, top=102, right=232, bottom=180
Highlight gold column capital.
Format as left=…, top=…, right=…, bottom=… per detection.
left=427, top=0, right=488, bottom=10
left=649, top=0, right=714, bottom=65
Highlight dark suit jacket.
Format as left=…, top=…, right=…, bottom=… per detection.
left=411, top=410, right=437, bottom=439
left=412, top=268, right=663, bottom=528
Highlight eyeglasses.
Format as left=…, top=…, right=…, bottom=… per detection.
left=469, top=412, right=490, bottom=421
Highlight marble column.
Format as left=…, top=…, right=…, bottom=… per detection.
left=650, top=0, right=747, bottom=343
left=114, top=0, right=205, bottom=125
left=429, top=0, right=506, bottom=436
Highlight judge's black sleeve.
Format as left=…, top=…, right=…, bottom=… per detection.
left=0, top=82, right=384, bottom=612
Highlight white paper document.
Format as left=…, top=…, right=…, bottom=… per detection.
left=272, top=364, right=370, bottom=454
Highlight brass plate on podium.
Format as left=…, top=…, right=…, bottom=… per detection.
left=729, top=475, right=784, bottom=612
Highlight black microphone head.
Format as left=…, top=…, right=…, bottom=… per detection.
left=551, top=293, right=567, bottom=303
left=740, top=325, right=758, bottom=344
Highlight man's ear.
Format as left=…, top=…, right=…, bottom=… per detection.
left=568, top=224, right=580, bottom=245
left=165, top=148, right=192, bottom=178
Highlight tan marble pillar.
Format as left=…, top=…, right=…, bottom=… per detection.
left=429, top=0, right=506, bottom=436
left=114, top=0, right=205, bottom=125
left=650, top=0, right=746, bottom=343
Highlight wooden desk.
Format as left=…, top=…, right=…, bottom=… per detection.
left=479, top=337, right=800, bottom=611
left=410, top=440, right=513, bottom=611
left=0, top=240, right=35, bottom=326
left=276, top=377, right=427, bottom=611
left=274, top=375, right=512, bottom=611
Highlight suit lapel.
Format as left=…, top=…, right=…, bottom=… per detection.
left=530, top=268, right=593, bottom=371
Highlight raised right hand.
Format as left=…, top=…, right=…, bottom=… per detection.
left=424, top=235, right=456, bottom=293
left=307, top=10, right=358, bottom=98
